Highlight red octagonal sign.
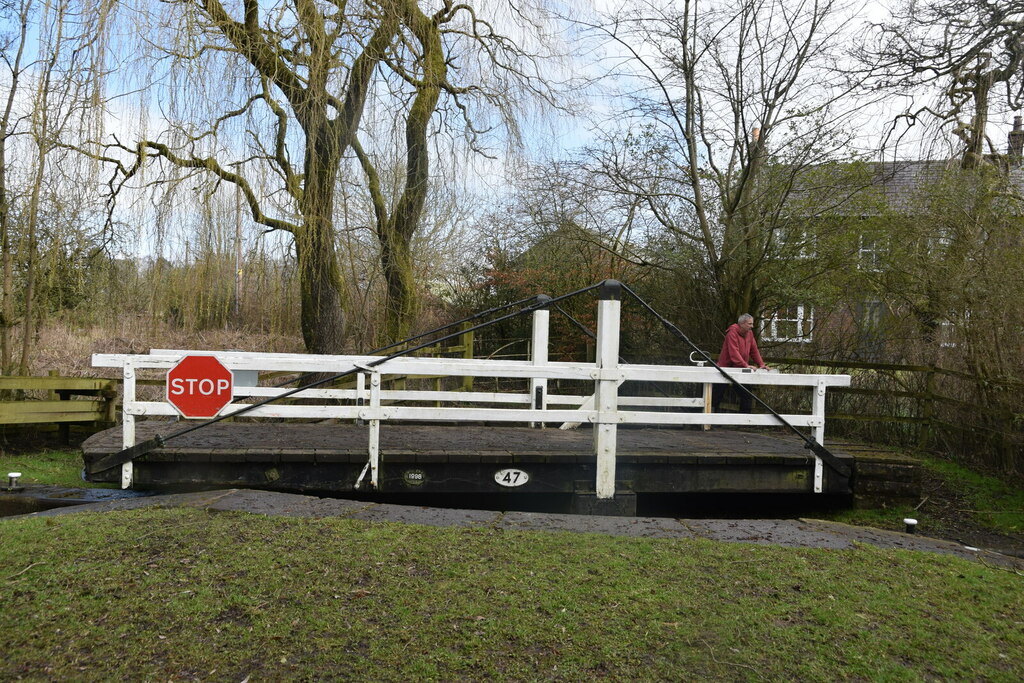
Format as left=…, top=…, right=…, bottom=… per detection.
left=166, top=355, right=234, bottom=419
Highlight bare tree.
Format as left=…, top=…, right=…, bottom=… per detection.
left=85, top=0, right=567, bottom=352
left=863, top=0, right=1024, bottom=168
left=90, top=0, right=403, bottom=354
left=575, top=0, right=876, bottom=327
left=0, top=0, right=100, bottom=373
left=349, top=1, right=565, bottom=342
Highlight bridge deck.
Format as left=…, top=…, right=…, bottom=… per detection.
left=82, top=421, right=879, bottom=500
left=84, top=421, right=827, bottom=463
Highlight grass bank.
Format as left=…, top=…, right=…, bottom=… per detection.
left=826, top=455, right=1024, bottom=538
left=2, top=447, right=114, bottom=489
left=3, top=507, right=1023, bottom=681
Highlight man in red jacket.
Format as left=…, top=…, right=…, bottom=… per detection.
left=712, top=313, right=769, bottom=412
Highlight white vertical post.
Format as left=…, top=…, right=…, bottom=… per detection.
left=356, top=372, right=366, bottom=424
left=811, top=379, right=827, bottom=493
left=121, top=361, right=136, bottom=489
left=593, top=281, right=621, bottom=499
left=530, top=300, right=550, bottom=428
left=368, top=372, right=381, bottom=488
left=812, top=379, right=827, bottom=444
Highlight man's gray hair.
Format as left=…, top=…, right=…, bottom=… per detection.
left=737, top=313, right=754, bottom=323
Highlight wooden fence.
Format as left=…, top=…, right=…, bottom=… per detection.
left=766, top=356, right=1023, bottom=472
left=0, top=374, right=117, bottom=439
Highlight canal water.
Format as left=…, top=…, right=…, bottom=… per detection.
left=0, top=486, right=155, bottom=517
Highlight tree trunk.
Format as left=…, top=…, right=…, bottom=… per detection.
left=0, top=1, right=30, bottom=376
left=0, top=129, right=14, bottom=376
left=21, top=12, right=58, bottom=375
left=295, top=224, right=346, bottom=355
left=960, top=70, right=992, bottom=170
left=296, top=125, right=346, bottom=355
left=379, top=230, right=416, bottom=344
left=375, top=1, right=443, bottom=344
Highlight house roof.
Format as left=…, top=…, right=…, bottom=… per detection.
left=868, top=159, right=1024, bottom=213
left=785, top=158, right=1024, bottom=218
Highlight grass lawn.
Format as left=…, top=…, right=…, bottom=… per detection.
left=3, top=445, right=1023, bottom=680
left=2, top=507, right=1023, bottom=681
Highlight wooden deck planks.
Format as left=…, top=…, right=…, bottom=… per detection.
left=82, top=421, right=837, bottom=464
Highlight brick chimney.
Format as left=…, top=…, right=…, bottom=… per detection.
left=1009, top=116, right=1024, bottom=159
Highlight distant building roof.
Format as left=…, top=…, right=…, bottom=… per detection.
left=785, top=117, right=1024, bottom=217
left=868, top=159, right=1024, bottom=214
left=786, top=158, right=1024, bottom=218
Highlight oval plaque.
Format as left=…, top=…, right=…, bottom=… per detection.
left=403, top=469, right=426, bottom=486
left=494, top=468, right=529, bottom=488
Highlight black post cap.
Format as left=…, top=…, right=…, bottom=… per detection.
left=598, top=280, right=622, bottom=301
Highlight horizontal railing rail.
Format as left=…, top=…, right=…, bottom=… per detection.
left=765, top=356, right=1022, bottom=471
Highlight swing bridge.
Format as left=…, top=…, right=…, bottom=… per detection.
left=81, top=281, right=867, bottom=516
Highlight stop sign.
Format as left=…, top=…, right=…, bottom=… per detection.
left=166, top=355, right=234, bottom=419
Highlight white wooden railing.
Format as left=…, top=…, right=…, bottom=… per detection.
left=92, top=295, right=851, bottom=495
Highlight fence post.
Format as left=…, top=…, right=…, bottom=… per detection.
left=102, top=380, right=117, bottom=424
left=460, top=322, right=474, bottom=392
left=918, top=366, right=936, bottom=451
left=530, top=300, right=550, bottom=428
left=50, top=370, right=72, bottom=443
left=368, top=371, right=381, bottom=489
left=811, top=379, right=826, bottom=493
left=47, top=369, right=59, bottom=401
left=593, top=281, right=621, bottom=499
left=121, top=361, right=136, bottom=489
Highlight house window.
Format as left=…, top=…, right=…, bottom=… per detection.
left=773, top=227, right=816, bottom=259
left=858, top=234, right=884, bottom=271
left=936, top=312, right=968, bottom=348
left=936, top=319, right=956, bottom=348
left=762, top=305, right=814, bottom=343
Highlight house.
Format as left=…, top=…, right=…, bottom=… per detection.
left=762, top=119, right=1024, bottom=363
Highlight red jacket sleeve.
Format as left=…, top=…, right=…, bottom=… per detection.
left=748, top=335, right=765, bottom=368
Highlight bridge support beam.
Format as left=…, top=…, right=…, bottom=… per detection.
left=593, top=281, right=621, bottom=499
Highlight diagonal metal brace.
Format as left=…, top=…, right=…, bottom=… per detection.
left=618, top=282, right=852, bottom=482
left=805, top=440, right=851, bottom=479
left=89, top=434, right=165, bottom=474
